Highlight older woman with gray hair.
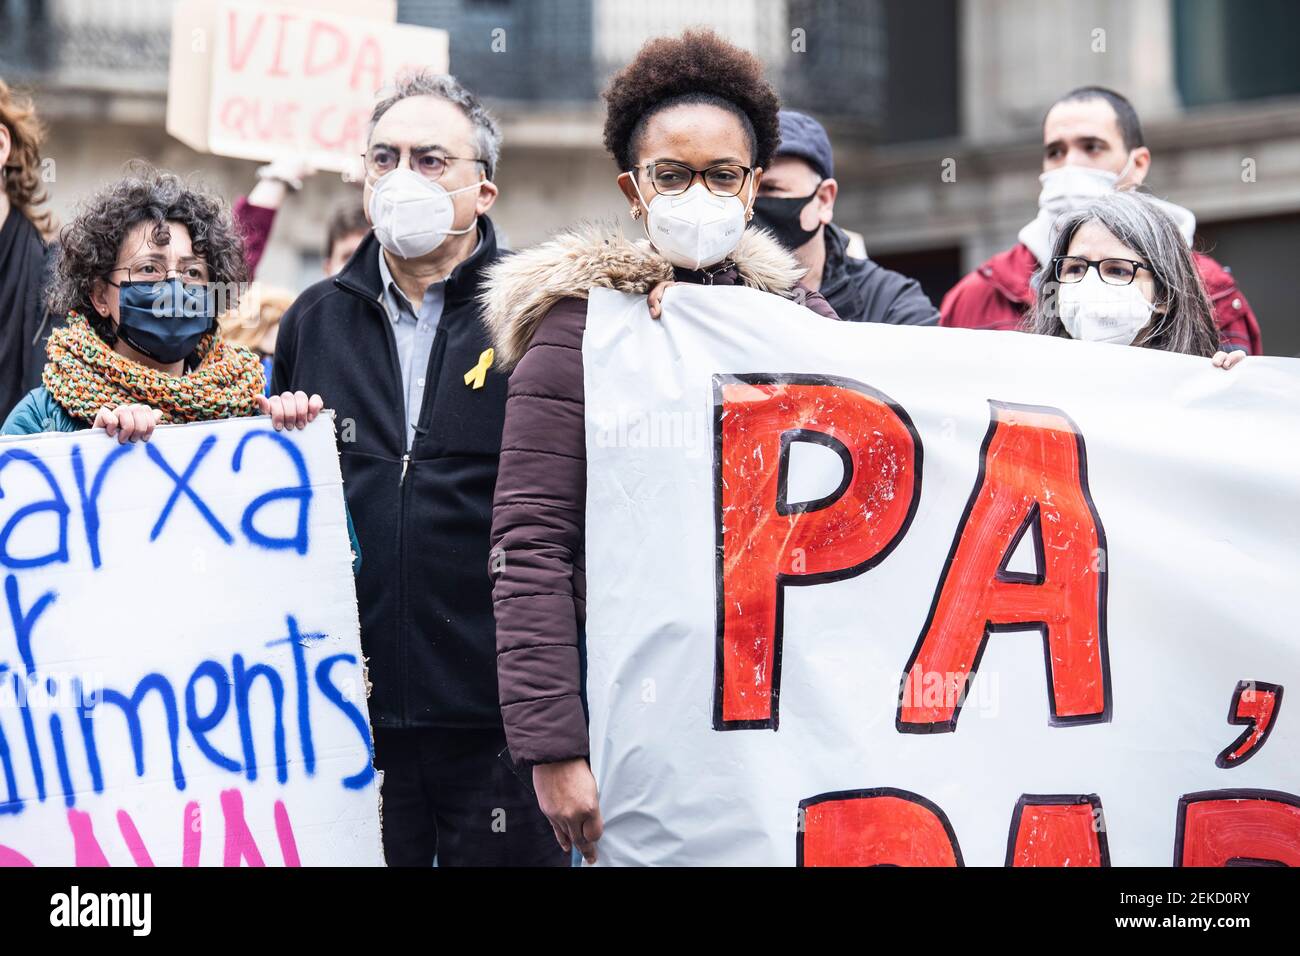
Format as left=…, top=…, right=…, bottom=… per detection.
left=1027, top=189, right=1244, bottom=369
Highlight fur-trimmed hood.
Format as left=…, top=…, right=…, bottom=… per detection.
left=480, top=221, right=806, bottom=370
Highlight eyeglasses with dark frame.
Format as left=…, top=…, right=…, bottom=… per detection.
left=637, top=161, right=754, bottom=198
left=363, top=144, right=488, bottom=182
left=1052, top=255, right=1154, bottom=287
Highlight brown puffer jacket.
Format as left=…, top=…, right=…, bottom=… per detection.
left=480, top=223, right=839, bottom=765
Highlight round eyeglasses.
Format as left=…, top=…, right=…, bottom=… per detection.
left=363, top=145, right=488, bottom=182
left=107, top=259, right=211, bottom=286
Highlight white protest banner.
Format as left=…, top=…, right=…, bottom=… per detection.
left=582, top=285, right=1300, bottom=866
left=167, top=0, right=448, bottom=172
left=0, top=416, right=382, bottom=866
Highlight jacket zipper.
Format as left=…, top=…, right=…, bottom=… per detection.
left=400, top=324, right=450, bottom=482
left=343, top=283, right=411, bottom=724
left=335, top=245, right=481, bottom=728
left=393, top=322, right=449, bottom=724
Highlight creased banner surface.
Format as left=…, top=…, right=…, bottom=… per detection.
left=583, top=285, right=1300, bottom=866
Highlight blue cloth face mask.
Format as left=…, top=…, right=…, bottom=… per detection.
left=113, top=278, right=214, bottom=364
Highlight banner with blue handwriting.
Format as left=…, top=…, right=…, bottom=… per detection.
left=0, top=415, right=381, bottom=866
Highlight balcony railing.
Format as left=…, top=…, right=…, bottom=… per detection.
left=400, top=0, right=886, bottom=122
left=1, top=0, right=886, bottom=125
left=0, top=0, right=172, bottom=89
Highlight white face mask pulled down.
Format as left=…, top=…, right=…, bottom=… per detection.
left=1019, top=156, right=1133, bottom=264
left=633, top=178, right=751, bottom=271
left=1057, top=268, right=1160, bottom=346
left=368, top=167, right=482, bottom=260
left=1039, top=154, right=1134, bottom=218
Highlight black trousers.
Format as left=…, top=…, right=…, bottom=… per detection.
left=372, top=726, right=568, bottom=867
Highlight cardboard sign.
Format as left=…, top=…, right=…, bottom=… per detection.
left=582, top=285, right=1300, bottom=866
left=0, top=416, right=382, bottom=866
left=167, top=0, right=448, bottom=172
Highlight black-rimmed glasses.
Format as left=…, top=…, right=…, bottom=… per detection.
left=637, top=161, right=753, bottom=197
left=1052, top=256, right=1153, bottom=286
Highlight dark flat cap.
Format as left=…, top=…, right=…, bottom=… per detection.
left=775, top=109, right=833, bottom=180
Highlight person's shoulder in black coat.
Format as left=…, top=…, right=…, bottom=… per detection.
left=820, top=223, right=939, bottom=327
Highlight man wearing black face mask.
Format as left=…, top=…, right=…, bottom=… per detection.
left=751, top=110, right=939, bottom=326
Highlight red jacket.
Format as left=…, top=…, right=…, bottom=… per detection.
left=940, top=241, right=1262, bottom=354
left=232, top=196, right=277, bottom=282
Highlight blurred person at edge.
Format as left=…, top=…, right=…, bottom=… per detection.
left=483, top=30, right=838, bottom=866
left=223, top=194, right=372, bottom=395
left=941, top=86, right=1261, bottom=355
left=1, top=166, right=327, bottom=442
left=272, top=72, right=567, bottom=867
left=1029, top=190, right=1245, bottom=370
left=231, top=155, right=371, bottom=281
left=752, top=109, right=939, bottom=325
left=0, top=78, right=58, bottom=421
left=322, top=200, right=371, bottom=276
left=220, top=282, right=295, bottom=395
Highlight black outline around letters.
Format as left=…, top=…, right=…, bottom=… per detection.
left=995, top=501, right=1045, bottom=585
left=1004, top=793, right=1110, bottom=867
left=712, top=373, right=923, bottom=732
left=1215, top=681, right=1285, bottom=770
left=775, top=429, right=854, bottom=516
left=896, top=400, right=1112, bottom=735
left=796, top=787, right=964, bottom=867
left=1174, top=789, right=1300, bottom=866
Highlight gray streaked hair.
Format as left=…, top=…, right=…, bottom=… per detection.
left=368, top=70, right=502, bottom=179
left=1027, top=190, right=1220, bottom=358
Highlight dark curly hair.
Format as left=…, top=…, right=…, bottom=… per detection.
left=48, top=164, right=248, bottom=344
left=602, top=30, right=781, bottom=173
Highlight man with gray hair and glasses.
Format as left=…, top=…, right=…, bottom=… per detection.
left=273, top=70, right=566, bottom=866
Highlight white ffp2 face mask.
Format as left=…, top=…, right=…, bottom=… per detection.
left=1037, top=153, right=1135, bottom=219
left=1057, top=268, right=1157, bottom=346
left=636, top=180, right=749, bottom=271
left=368, top=167, right=481, bottom=259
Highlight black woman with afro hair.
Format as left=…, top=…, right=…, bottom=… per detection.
left=481, top=30, right=838, bottom=865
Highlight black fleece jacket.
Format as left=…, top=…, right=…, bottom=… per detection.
left=273, top=220, right=508, bottom=730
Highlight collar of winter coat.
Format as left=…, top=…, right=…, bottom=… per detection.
left=334, top=216, right=499, bottom=307
left=817, top=223, right=865, bottom=307
left=480, top=221, right=807, bottom=370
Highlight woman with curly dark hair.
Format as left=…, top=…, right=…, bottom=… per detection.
left=481, top=30, right=838, bottom=864
left=2, top=166, right=323, bottom=440
left=0, top=79, right=56, bottom=421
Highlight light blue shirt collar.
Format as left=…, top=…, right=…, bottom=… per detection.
left=376, top=230, right=483, bottom=325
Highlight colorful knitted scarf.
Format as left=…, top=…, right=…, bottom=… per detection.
left=42, top=313, right=265, bottom=425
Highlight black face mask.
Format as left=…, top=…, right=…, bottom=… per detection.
left=113, top=278, right=214, bottom=364
left=751, top=190, right=822, bottom=251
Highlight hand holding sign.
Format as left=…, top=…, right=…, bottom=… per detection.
left=0, top=416, right=380, bottom=865
left=581, top=285, right=1300, bottom=866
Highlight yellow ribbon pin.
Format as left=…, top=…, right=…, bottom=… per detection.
left=464, top=348, right=494, bottom=389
